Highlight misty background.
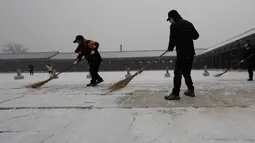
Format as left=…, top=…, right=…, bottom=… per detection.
left=0, top=0, right=255, bottom=52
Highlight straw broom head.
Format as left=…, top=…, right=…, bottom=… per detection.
left=106, top=72, right=139, bottom=93
left=214, top=70, right=228, bottom=77
left=24, top=61, right=75, bottom=89
left=214, top=72, right=225, bottom=77
left=24, top=78, right=52, bottom=88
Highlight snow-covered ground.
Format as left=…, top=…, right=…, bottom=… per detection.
left=0, top=70, right=255, bottom=143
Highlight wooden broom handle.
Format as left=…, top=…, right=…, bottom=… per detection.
left=137, top=50, right=169, bottom=74
left=49, top=53, right=94, bottom=79
left=240, top=52, right=255, bottom=63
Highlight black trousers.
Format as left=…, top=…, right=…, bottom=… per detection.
left=89, top=62, right=103, bottom=84
left=248, top=62, right=253, bottom=79
left=172, top=55, right=194, bottom=94
left=29, top=70, right=34, bottom=75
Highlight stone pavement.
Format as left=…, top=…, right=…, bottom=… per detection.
left=121, top=88, right=255, bottom=108
left=1, top=107, right=255, bottom=143
left=1, top=70, right=255, bottom=109
left=1, top=71, right=255, bottom=143
left=0, top=82, right=255, bottom=109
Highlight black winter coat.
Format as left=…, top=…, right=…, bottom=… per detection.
left=28, top=64, right=34, bottom=70
left=244, top=43, right=253, bottom=58
left=168, top=18, right=199, bottom=56
left=244, top=43, right=254, bottom=64
left=75, top=40, right=102, bottom=64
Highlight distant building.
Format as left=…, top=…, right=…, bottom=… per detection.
left=0, top=50, right=205, bottom=72
left=0, top=51, right=59, bottom=72
left=196, top=28, right=255, bottom=69
left=1, top=28, right=254, bottom=72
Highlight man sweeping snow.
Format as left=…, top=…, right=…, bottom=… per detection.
left=164, top=10, right=199, bottom=100
left=73, top=35, right=104, bottom=86
left=28, top=64, right=35, bottom=76
left=46, top=64, right=58, bottom=78
left=46, top=64, right=53, bottom=76
left=241, top=40, right=254, bottom=81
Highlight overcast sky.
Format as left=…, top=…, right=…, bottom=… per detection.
left=0, top=0, right=255, bottom=52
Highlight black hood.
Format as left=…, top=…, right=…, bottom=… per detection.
left=167, top=10, right=182, bottom=21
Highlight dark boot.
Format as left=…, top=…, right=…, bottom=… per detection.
left=165, top=93, right=180, bottom=100
left=184, top=89, right=195, bottom=97
left=87, top=82, right=97, bottom=87
left=248, top=75, right=253, bottom=81
left=96, top=78, right=104, bottom=84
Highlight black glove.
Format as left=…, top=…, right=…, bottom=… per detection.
left=167, top=47, right=173, bottom=52
left=73, top=61, right=78, bottom=64
left=73, top=59, right=81, bottom=64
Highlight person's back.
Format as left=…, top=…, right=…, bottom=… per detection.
left=86, top=40, right=102, bottom=63
left=28, top=64, right=34, bottom=70
left=244, top=42, right=253, bottom=58
left=171, top=19, right=199, bottom=56
left=46, top=64, right=52, bottom=71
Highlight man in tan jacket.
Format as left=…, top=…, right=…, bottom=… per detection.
left=73, top=35, right=103, bottom=86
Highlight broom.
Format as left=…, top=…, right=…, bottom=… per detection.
left=105, top=51, right=169, bottom=93
left=25, top=60, right=78, bottom=88
left=214, top=52, right=255, bottom=77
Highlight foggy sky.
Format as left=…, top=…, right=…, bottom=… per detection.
left=0, top=0, right=255, bottom=52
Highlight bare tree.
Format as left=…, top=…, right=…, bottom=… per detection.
left=1, top=44, right=28, bottom=53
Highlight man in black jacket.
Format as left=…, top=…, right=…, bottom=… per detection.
left=28, top=64, right=35, bottom=76
left=73, top=35, right=103, bottom=86
left=241, top=40, right=254, bottom=81
left=165, top=10, right=199, bottom=100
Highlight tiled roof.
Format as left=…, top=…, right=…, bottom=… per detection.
left=0, top=49, right=206, bottom=60
left=51, top=49, right=206, bottom=60
left=201, top=28, right=255, bottom=54
left=0, top=51, right=59, bottom=60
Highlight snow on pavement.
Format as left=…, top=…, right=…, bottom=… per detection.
left=0, top=108, right=255, bottom=143
left=0, top=70, right=254, bottom=108
left=0, top=70, right=255, bottom=143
